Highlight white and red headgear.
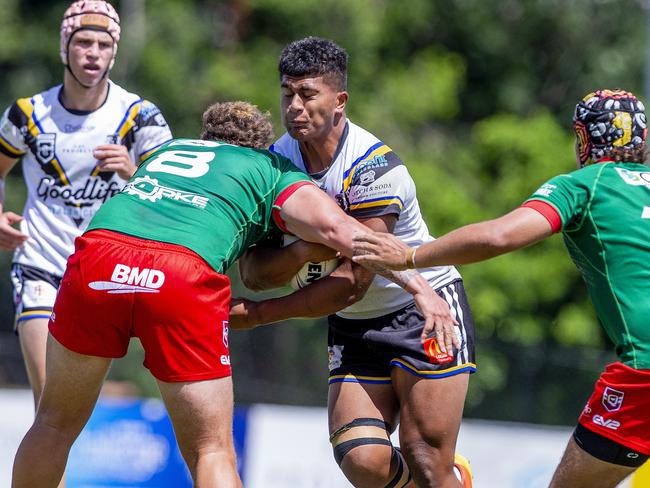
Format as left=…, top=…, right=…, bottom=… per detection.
left=60, top=0, right=121, bottom=69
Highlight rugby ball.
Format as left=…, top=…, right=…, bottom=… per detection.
left=282, top=234, right=339, bottom=290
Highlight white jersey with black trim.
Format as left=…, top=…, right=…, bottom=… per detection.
left=0, top=81, right=172, bottom=276
left=271, top=120, right=461, bottom=319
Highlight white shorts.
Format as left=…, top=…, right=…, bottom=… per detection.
left=11, top=263, right=61, bottom=328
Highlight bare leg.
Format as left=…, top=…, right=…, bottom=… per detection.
left=18, top=318, right=68, bottom=488
left=393, top=370, right=469, bottom=488
left=12, top=334, right=111, bottom=488
left=549, top=437, right=635, bottom=488
left=18, top=318, right=50, bottom=409
left=328, top=381, right=413, bottom=487
left=157, top=376, right=242, bottom=488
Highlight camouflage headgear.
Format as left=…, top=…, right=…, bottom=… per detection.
left=573, top=89, right=647, bottom=167
left=60, top=1, right=121, bottom=70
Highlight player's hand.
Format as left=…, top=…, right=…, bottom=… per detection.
left=0, top=211, right=27, bottom=250
left=93, top=144, right=137, bottom=180
left=413, top=286, right=460, bottom=354
left=352, top=231, right=410, bottom=271
left=229, top=297, right=261, bottom=329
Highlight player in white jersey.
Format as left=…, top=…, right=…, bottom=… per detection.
left=233, top=38, right=474, bottom=488
left=0, top=0, right=171, bottom=442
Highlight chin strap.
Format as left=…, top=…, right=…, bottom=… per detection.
left=64, top=30, right=113, bottom=90
left=65, top=62, right=110, bottom=90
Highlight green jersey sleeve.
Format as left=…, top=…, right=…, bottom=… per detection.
left=524, top=165, right=603, bottom=232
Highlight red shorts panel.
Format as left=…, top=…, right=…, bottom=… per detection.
left=49, top=229, right=232, bottom=382
left=578, top=362, right=650, bottom=455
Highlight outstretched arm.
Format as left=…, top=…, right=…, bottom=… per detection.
left=352, top=207, right=554, bottom=270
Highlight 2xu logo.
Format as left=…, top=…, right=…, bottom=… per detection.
left=592, top=415, right=621, bottom=431
left=88, top=264, right=166, bottom=294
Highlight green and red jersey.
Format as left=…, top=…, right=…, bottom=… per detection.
left=88, top=138, right=312, bottom=273
left=523, top=162, right=650, bottom=369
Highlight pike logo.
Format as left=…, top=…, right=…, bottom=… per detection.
left=89, top=264, right=166, bottom=294
left=423, top=337, right=454, bottom=365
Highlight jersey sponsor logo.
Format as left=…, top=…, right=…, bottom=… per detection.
left=358, top=154, right=388, bottom=171
left=615, top=167, right=650, bottom=189
left=220, top=355, right=231, bottom=365
left=359, top=170, right=376, bottom=185
left=37, top=176, right=122, bottom=204
left=62, top=123, right=96, bottom=133
left=602, top=386, right=625, bottom=412
left=123, top=176, right=209, bottom=209
left=88, top=264, right=166, bottom=294
left=533, top=183, right=557, bottom=197
left=36, top=133, right=56, bottom=164
left=592, top=415, right=621, bottom=430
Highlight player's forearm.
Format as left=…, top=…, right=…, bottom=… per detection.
left=253, top=276, right=363, bottom=324
left=376, top=268, right=430, bottom=295
left=239, top=246, right=305, bottom=291
left=415, top=223, right=510, bottom=266
left=415, top=211, right=552, bottom=267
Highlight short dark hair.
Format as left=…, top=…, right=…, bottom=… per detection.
left=278, top=37, right=348, bottom=90
left=200, top=101, right=274, bottom=149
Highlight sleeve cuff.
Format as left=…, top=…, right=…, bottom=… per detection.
left=272, top=180, right=317, bottom=233
left=521, top=200, right=562, bottom=233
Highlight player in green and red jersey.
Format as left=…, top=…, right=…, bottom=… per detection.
left=353, top=89, right=650, bottom=488
left=12, top=101, right=456, bottom=488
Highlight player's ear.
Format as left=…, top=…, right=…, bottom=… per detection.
left=335, top=91, right=348, bottom=114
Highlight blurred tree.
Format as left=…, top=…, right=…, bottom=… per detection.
left=0, top=0, right=637, bottom=425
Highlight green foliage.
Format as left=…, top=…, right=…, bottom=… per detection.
left=0, top=0, right=641, bottom=425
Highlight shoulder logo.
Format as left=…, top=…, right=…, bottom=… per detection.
left=533, top=183, right=556, bottom=197
left=615, top=167, right=650, bottom=189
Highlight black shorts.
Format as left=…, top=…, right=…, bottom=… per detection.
left=328, top=279, right=477, bottom=384
left=11, top=263, right=62, bottom=331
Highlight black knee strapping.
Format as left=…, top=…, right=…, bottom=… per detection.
left=330, top=418, right=393, bottom=466
left=385, top=446, right=412, bottom=488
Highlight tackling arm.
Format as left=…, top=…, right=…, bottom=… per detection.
left=353, top=207, right=554, bottom=270
left=238, top=215, right=391, bottom=321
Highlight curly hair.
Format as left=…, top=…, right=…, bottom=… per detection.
left=604, top=145, right=648, bottom=164
left=200, top=101, right=274, bottom=149
left=278, top=37, right=348, bottom=90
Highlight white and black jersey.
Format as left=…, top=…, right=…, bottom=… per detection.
left=0, top=81, right=172, bottom=277
left=271, top=120, right=461, bottom=320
